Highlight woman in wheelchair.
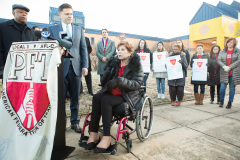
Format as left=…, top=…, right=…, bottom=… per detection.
left=85, top=41, right=144, bottom=153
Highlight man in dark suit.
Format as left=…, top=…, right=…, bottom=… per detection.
left=48, top=3, right=88, bottom=133
left=0, top=4, right=37, bottom=71
left=80, top=27, right=94, bottom=96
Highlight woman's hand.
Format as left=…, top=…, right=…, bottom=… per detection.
left=107, top=79, right=118, bottom=92
left=223, top=66, right=231, bottom=72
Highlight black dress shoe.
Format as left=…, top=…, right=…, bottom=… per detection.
left=94, top=144, right=113, bottom=154
left=219, top=101, right=224, bottom=108
left=71, top=124, right=82, bottom=133
left=226, top=102, right=232, bottom=109
left=85, top=138, right=100, bottom=150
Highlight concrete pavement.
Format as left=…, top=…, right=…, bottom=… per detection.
left=65, top=94, right=240, bottom=160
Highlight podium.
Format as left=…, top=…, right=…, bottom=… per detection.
left=51, top=58, right=75, bottom=160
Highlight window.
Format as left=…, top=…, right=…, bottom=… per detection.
left=91, top=37, right=95, bottom=45
left=75, top=18, right=84, bottom=24
left=53, top=14, right=61, bottom=21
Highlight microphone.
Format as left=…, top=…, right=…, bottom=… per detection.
left=34, top=30, right=73, bottom=49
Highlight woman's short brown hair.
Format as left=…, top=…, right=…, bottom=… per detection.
left=117, top=41, right=134, bottom=54
left=226, top=38, right=237, bottom=48
left=172, top=44, right=181, bottom=49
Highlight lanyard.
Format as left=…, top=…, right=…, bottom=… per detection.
left=102, top=38, right=108, bottom=53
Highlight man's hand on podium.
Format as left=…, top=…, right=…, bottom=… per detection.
left=82, top=68, right=88, bottom=76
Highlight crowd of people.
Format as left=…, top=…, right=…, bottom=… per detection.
left=1, top=2, right=240, bottom=154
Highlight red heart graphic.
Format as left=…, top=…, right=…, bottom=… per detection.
left=7, top=82, right=50, bottom=130
left=141, top=56, right=146, bottom=61
left=157, top=55, right=162, bottom=60
left=197, top=62, right=203, bottom=68
left=170, top=59, right=176, bottom=65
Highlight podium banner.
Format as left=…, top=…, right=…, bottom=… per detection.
left=192, top=59, right=208, bottom=81
left=152, top=52, right=167, bottom=72
left=137, top=53, right=150, bottom=73
left=0, top=41, right=61, bottom=160
left=166, top=55, right=183, bottom=80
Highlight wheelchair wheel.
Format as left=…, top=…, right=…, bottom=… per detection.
left=136, top=96, right=153, bottom=142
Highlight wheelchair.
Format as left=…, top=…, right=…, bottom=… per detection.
left=78, top=86, right=153, bottom=155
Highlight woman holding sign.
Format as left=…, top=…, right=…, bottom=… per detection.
left=218, top=38, right=240, bottom=109
left=152, top=42, right=168, bottom=99
left=134, top=39, right=152, bottom=87
left=190, top=44, right=210, bottom=105
left=167, top=44, right=188, bottom=106
left=208, top=45, right=221, bottom=104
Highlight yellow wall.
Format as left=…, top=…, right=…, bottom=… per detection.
left=190, top=16, right=240, bottom=49
left=189, top=17, right=222, bottom=41
left=222, top=16, right=239, bottom=38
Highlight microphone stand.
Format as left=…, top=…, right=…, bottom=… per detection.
left=39, top=38, right=74, bottom=160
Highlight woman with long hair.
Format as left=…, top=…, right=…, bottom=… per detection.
left=176, top=39, right=190, bottom=75
left=84, top=41, right=144, bottom=153
left=208, top=45, right=221, bottom=104
left=152, top=42, right=168, bottom=99
left=134, top=39, right=152, bottom=86
left=218, top=38, right=240, bottom=108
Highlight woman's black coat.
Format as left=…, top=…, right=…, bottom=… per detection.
left=100, top=53, right=144, bottom=112
left=208, top=54, right=220, bottom=86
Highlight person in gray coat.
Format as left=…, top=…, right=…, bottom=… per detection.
left=218, top=38, right=240, bottom=109
left=167, top=44, right=188, bottom=106
left=96, top=29, right=115, bottom=79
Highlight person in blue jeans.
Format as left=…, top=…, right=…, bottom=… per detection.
left=217, top=38, right=240, bottom=109
left=190, top=44, right=210, bottom=105
left=134, top=39, right=152, bottom=87
left=152, top=42, right=168, bottom=99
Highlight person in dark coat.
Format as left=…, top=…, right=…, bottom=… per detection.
left=190, top=44, right=210, bottom=105
left=48, top=3, right=88, bottom=133
left=84, top=41, right=144, bottom=153
left=0, top=4, right=37, bottom=70
left=176, top=39, right=190, bottom=76
left=80, top=27, right=94, bottom=95
left=208, top=45, right=221, bottom=104
left=167, top=44, right=188, bottom=106
left=134, top=39, right=152, bottom=87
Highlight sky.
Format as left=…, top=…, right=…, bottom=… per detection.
left=0, top=0, right=235, bottom=39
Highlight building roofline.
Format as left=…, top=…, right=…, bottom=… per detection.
left=0, top=18, right=189, bottom=41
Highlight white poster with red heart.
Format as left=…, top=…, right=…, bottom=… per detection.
left=137, top=53, right=150, bottom=73
left=166, top=55, right=183, bottom=80
left=0, top=41, right=61, bottom=160
left=192, top=59, right=208, bottom=81
left=152, top=51, right=167, bottom=72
